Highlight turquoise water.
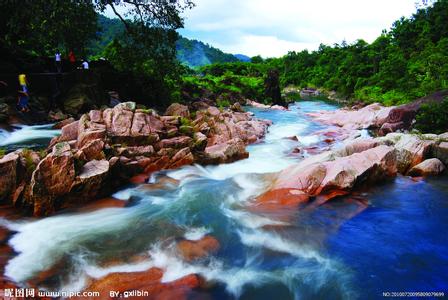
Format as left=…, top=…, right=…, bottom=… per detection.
left=0, top=123, right=60, bottom=151
left=2, top=101, right=447, bottom=299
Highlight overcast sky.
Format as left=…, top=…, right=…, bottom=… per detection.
left=178, top=0, right=418, bottom=57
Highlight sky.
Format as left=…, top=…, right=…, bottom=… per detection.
left=178, top=0, right=418, bottom=57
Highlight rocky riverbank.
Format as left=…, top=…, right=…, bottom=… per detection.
left=258, top=132, right=447, bottom=210
left=255, top=99, right=448, bottom=212
left=0, top=102, right=271, bottom=216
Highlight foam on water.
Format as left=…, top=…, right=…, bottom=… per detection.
left=0, top=124, right=60, bottom=147
left=184, top=227, right=211, bottom=240
left=5, top=207, right=140, bottom=283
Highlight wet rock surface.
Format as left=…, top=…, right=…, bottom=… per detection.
left=1, top=102, right=270, bottom=216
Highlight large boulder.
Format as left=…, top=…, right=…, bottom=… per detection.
left=308, top=103, right=394, bottom=129
left=260, top=145, right=397, bottom=207
left=199, top=138, right=248, bottom=164
left=165, top=103, right=190, bottom=118
left=68, top=159, right=110, bottom=203
left=169, top=147, right=194, bottom=169
left=0, top=153, right=19, bottom=203
left=27, top=142, right=75, bottom=216
left=380, top=133, right=435, bottom=173
left=432, top=141, right=448, bottom=166
left=407, top=158, right=445, bottom=177
left=75, top=139, right=105, bottom=161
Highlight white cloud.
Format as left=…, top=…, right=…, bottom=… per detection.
left=179, top=0, right=417, bottom=57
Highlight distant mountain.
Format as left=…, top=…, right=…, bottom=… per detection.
left=89, top=15, right=240, bottom=68
left=234, top=54, right=251, bottom=62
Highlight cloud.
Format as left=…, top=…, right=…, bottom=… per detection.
left=179, top=0, right=417, bottom=57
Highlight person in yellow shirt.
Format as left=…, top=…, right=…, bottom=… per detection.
left=18, top=73, right=28, bottom=93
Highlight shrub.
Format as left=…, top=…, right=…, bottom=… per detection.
left=216, top=98, right=231, bottom=108
left=414, top=98, right=448, bottom=134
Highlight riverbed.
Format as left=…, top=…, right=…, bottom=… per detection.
left=1, top=100, right=447, bottom=299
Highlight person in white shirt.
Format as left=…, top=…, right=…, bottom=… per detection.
left=55, top=50, right=62, bottom=73
left=82, top=60, right=89, bottom=70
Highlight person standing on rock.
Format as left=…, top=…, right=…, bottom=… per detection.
left=18, top=73, right=28, bottom=93
left=68, top=50, right=76, bottom=71
left=17, top=90, right=30, bottom=112
left=55, top=50, right=62, bottom=73
left=82, top=59, right=89, bottom=70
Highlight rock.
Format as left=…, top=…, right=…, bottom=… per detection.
left=52, top=117, right=75, bottom=129
left=379, top=121, right=406, bottom=135
left=407, top=158, right=445, bottom=177
left=169, top=147, right=194, bottom=169
left=110, top=108, right=133, bottom=136
left=381, top=133, right=434, bottom=173
left=114, top=101, right=136, bottom=111
left=75, top=139, right=105, bottom=161
left=207, top=106, right=220, bottom=117
left=432, top=141, right=448, bottom=166
left=177, top=236, right=220, bottom=261
left=27, top=142, right=75, bottom=216
left=77, top=129, right=106, bottom=148
left=160, top=115, right=180, bottom=126
left=88, top=110, right=103, bottom=123
left=308, top=103, right=393, bottom=129
left=193, top=132, right=207, bottom=151
left=113, top=145, right=154, bottom=158
left=230, top=102, right=244, bottom=112
left=0, top=153, right=19, bottom=203
left=200, top=138, right=248, bottom=164
left=260, top=145, right=397, bottom=207
left=69, top=160, right=110, bottom=202
left=157, top=136, right=193, bottom=150
left=165, top=103, right=190, bottom=118
left=131, top=112, right=158, bottom=136
left=50, top=120, right=79, bottom=147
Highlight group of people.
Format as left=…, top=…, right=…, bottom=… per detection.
left=14, top=50, right=90, bottom=113
left=55, top=50, right=89, bottom=73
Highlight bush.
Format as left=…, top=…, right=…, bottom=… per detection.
left=414, top=98, right=448, bottom=134
left=216, top=98, right=231, bottom=108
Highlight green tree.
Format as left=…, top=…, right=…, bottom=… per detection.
left=0, top=0, right=97, bottom=56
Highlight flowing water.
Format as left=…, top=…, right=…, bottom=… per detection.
left=1, top=101, right=447, bottom=299
left=0, top=124, right=60, bottom=151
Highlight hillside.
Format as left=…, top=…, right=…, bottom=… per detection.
left=176, top=36, right=238, bottom=68
left=88, top=15, right=240, bottom=68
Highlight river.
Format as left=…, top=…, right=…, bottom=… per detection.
left=1, top=100, right=447, bottom=299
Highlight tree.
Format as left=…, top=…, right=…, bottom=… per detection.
left=0, top=0, right=98, bottom=56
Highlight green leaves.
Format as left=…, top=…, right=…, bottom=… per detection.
left=415, top=98, right=448, bottom=133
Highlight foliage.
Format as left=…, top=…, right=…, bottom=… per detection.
left=21, top=149, right=37, bottom=173
left=0, top=0, right=97, bottom=56
left=414, top=98, right=448, bottom=133
left=278, top=0, right=448, bottom=105
left=181, top=62, right=268, bottom=104
left=0, top=148, right=5, bottom=158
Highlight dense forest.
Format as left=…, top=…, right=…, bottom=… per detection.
left=189, top=0, right=448, bottom=106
